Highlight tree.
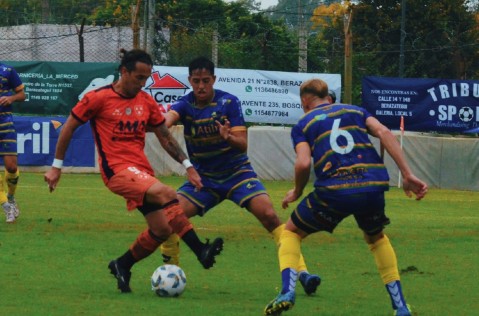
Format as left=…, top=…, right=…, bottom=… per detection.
left=0, top=0, right=101, bottom=25
left=155, top=0, right=299, bottom=70
left=310, top=0, right=479, bottom=103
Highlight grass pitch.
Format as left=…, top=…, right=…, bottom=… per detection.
left=1, top=173, right=478, bottom=315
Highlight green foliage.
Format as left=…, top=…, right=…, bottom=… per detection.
left=1, top=173, right=479, bottom=315
left=88, top=0, right=135, bottom=26
left=155, top=0, right=300, bottom=70
left=309, top=0, right=479, bottom=104
left=1, top=0, right=479, bottom=99
left=0, top=0, right=100, bottom=25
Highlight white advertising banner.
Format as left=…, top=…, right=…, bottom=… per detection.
left=146, top=66, right=341, bottom=125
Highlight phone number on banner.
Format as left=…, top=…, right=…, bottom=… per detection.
left=253, top=109, right=289, bottom=117
left=253, top=87, right=289, bottom=94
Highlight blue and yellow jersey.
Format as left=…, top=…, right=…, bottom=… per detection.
left=0, top=63, right=24, bottom=116
left=170, top=89, right=249, bottom=179
left=291, top=103, right=389, bottom=194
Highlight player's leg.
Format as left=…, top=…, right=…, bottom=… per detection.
left=245, top=191, right=320, bottom=295
left=265, top=191, right=346, bottom=315
left=264, top=218, right=304, bottom=315
left=265, top=191, right=337, bottom=315
left=0, top=174, right=14, bottom=223
left=160, top=180, right=223, bottom=268
left=0, top=146, right=16, bottom=223
left=143, top=181, right=223, bottom=269
left=110, top=205, right=172, bottom=293
left=160, top=194, right=198, bottom=266
left=357, top=192, right=411, bottom=316
left=365, top=232, right=411, bottom=316
left=4, top=155, right=19, bottom=218
left=107, top=169, right=221, bottom=293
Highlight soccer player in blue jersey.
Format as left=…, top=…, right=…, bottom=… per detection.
left=160, top=56, right=321, bottom=295
left=264, top=78, right=428, bottom=316
left=0, top=62, right=25, bottom=223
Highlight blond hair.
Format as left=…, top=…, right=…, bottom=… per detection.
left=300, top=78, right=329, bottom=98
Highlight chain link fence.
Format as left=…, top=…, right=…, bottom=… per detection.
left=0, top=24, right=138, bottom=63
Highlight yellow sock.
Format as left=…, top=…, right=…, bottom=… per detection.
left=0, top=175, right=7, bottom=205
left=368, top=234, right=400, bottom=284
left=5, top=169, right=19, bottom=198
left=160, top=233, right=180, bottom=266
left=278, top=229, right=302, bottom=271
left=272, top=224, right=308, bottom=272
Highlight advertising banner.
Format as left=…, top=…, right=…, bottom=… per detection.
left=15, top=116, right=95, bottom=167
left=362, top=76, right=479, bottom=133
left=146, top=66, right=341, bottom=125
left=6, top=61, right=341, bottom=125
left=6, top=61, right=117, bottom=116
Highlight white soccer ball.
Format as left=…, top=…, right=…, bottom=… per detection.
left=459, top=106, right=474, bottom=122
left=151, top=264, right=186, bottom=297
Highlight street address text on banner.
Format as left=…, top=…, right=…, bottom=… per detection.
left=146, top=66, right=341, bottom=125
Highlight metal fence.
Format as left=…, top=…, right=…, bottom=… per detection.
left=0, top=24, right=137, bottom=63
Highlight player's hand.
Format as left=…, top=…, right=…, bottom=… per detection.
left=282, top=189, right=301, bottom=209
left=215, top=119, right=231, bottom=140
left=402, top=174, right=428, bottom=200
left=0, top=96, right=13, bottom=106
left=44, top=168, right=62, bottom=192
left=186, top=167, right=203, bottom=192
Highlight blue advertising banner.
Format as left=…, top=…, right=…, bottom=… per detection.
left=15, top=116, right=95, bottom=167
left=362, top=76, right=479, bottom=133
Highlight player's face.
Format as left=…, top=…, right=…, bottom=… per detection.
left=188, top=68, right=216, bottom=107
left=122, top=62, right=152, bottom=97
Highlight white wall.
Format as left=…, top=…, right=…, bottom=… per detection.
left=21, top=126, right=479, bottom=191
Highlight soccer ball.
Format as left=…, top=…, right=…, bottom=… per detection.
left=459, top=106, right=474, bottom=122
left=151, top=264, right=186, bottom=297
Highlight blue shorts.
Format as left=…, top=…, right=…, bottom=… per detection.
left=177, top=164, right=267, bottom=215
left=0, top=119, right=17, bottom=156
left=290, top=190, right=390, bottom=235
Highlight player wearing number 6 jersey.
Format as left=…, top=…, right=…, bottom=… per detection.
left=264, top=78, right=428, bottom=316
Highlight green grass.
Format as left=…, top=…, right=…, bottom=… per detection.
left=1, top=173, right=479, bottom=315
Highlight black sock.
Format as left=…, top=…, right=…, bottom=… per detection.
left=181, top=230, right=204, bottom=257
left=117, top=250, right=136, bottom=271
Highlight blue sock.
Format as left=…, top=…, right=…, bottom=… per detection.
left=281, top=268, right=297, bottom=294
left=386, top=280, right=407, bottom=309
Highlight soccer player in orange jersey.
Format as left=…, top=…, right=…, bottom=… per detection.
left=44, top=49, right=223, bottom=293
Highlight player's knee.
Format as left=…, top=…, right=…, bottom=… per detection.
left=363, top=230, right=384, bottom=244
left=5, top=166, right=17, bottom=174
left=258, top=209, right=282, bottom=231
left=147, top=183, right=177, bottom=203
left=149, top=227, right=172, bottom=242
left=161, top=186, right=178, bottom=201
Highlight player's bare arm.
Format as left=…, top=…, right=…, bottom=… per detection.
left=155, top=123, right=188, bottom=163
left=0, top=89, right=25, bottom=106
left=44, top=115, right=82, bottom=192
left=215, top=119, right=247, bottom=152
left=164, top=111, right=180, bottom=128
left=282, top=142, right=311, bottom=209
left=153, top=123, right=203, bottom=189
left=366, top=116, right=428, bottom=200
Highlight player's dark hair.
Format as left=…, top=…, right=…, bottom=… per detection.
left=328, top=90, right=337, bottom=103
left=189, top=57, right=215, bottom=75
left=118, top=48, right=153, bottom=72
